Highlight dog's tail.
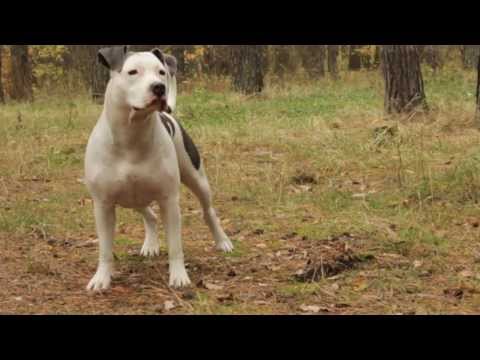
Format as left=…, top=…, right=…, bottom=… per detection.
left=167, top=72, right=177, bottom=114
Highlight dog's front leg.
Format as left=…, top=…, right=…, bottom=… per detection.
left=159, top=194, right=191, bottom=288
left=87, top=201, right=116, bottom=291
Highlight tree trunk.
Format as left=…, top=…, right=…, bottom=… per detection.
left=341, top=45, right=350, bottom=60
left=92, top=45, right=111, bottom=101
left=203, top=45, right=215, bottom=75
left=10, top=45, right=33, bottom=102
left=462, top=45, right=471, bottom=69
left=460, top=45, right=467, bottom=69
left=300, top=45, right=326, bottom=78
left=170, top=45, right=188, bottom=78
left=462, top=45, right=480, bottom=69
left=476, top=54, right=480, bottom=127
left=317, top=46, right=326, bottom=77
left=67, top=45, right=118, bottom=100
left=62, top=47, right=74, bottom=72
left=381, top=45, right=428, bottom=114
left=0, top=45, right=4, bottom=103
left=272, top=45, right=296, bottom=79
left=373, top=46, right=381, bottom=69
left=65, top=45, right=92, bottom=86
left=327, top=45, right=339, bottom=79
left=204, top=45, right=232, bottom=77
left=423, top=45, right=441, bottom=72
left=231, top=45, right=267, bottom=94
left=360, top=46, right=372, bottom=70
left=349, top=45, right=362, bottom=71
left=64, top=45, right=104, bottom=98
left=129, top=45, right=155, bottom=52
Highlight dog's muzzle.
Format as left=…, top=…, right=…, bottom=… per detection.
left=132, top=82, right=168, bottom=112
left=152, top=82, right=168, bottom=111
left=152, top=83, right=166, bottom=97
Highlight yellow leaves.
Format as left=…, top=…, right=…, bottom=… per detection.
left=31, top=45, right=67, bottom=62
left=30, top=46, right=69, bottom=89
left=355, top=45, right=378, bottom=68
left=185, top=46, right=206, bottom=63
left=1, top=47, right=13, bottom=95
left=356, top=45, right=377, bottom=57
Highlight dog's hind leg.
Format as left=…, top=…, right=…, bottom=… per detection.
left=182, top=167, right=234, bottom=253
left=137, top=207, right=160, bottom=257
left=164, top=114, right=234, bottom=253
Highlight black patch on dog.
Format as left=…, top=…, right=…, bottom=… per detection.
left=179, top=123, right=201, bottom=170
left=159, top=113, right=201, bottom=170
left=160, top=113, right=176, bottom=138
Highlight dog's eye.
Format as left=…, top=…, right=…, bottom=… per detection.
left=159, top=70, right=166, bottom=76
left=128, top=70, right=138, bottom=76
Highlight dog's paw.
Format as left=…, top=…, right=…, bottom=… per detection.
left=216, top=236, right=235, bottom=253
left=140, top=241, right=161, bottom=257
left=86, top=266, right=113, bottom=292
left=169, top=260, right=191, bottom=288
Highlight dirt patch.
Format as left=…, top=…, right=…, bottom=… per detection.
left=373, top=125, right=398, bottom=146
left=296, top=253, right=375, bottom=282
left=443, top=287, right=479, bottom=301
left=294, top=234, right=376, bottom=283
left=292, top=173, right=318, bottom=185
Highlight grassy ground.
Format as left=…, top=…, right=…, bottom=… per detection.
left=1, top=70, right=480, bottom=314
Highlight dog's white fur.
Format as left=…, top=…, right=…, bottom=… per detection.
left=84, top=49, right=233, bottom=291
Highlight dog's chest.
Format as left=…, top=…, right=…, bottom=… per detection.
left=95, top=160, right=171, bottom=208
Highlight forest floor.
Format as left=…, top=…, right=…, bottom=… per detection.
left=1, top=71, right=480, bottom=314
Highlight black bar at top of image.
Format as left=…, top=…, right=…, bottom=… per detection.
left=1, top=30, right=479, bottom=45
left=2, top=2, right=479, bottom=44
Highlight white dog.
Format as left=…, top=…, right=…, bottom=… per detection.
left=84, top=46, right=234, bottom=291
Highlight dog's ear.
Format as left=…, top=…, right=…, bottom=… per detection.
left=152, top=48, right=178, bottom=77
left=152, top=48, right=166, bottom=64
left=164, top=54, right=178, bottom=77
left=98, top=46, right=129, bottom=72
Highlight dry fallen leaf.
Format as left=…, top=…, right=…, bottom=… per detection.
left=382, top=253, right=403, bottom=259
left=299, top=305, right=321, bottom=313
left=413, top=260, right=423, bottom=269
left=459, top=270, right=473, bottom=278
left=253, top=301, right=268, bottom=306
left=217, top=293, right=235, bottom=303
left=197, top=280, right=224, bottom=291
left=206, top=283, right=224, bottom=291
left=78, top=239, right=99, bottom=248
left=355, top=282, right=369, bottom=291
left=164, top=300, right=177, bottom=312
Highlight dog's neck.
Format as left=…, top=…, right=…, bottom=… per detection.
left=104, top=90, right=158, bottom=153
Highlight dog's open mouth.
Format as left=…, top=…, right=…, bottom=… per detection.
left=133, top=96, right=168, bottom=113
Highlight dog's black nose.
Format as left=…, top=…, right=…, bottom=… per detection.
left=152, top=83, right=166, bottom=97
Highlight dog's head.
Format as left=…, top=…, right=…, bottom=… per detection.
left=98, top=46, right=177, bottom=114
